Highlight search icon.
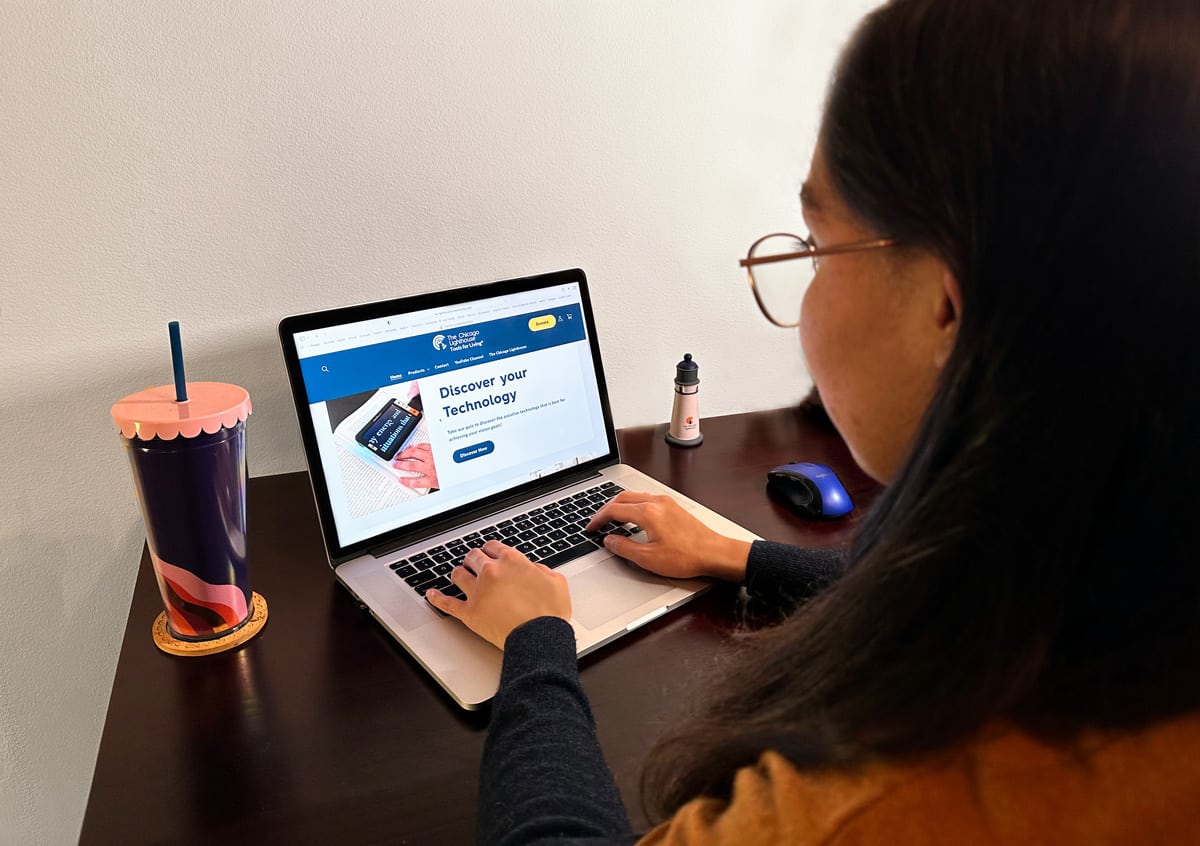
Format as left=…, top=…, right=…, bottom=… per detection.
left=321, top=366, right=330, bottom=373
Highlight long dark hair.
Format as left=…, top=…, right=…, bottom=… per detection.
left=645, top=0, right=1200, bottom=816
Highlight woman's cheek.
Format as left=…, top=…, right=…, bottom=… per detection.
left=799, top=278, right=851, bottom=447
left=799, top=279, right=829, bottom=389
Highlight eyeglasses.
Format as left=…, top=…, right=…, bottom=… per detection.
left=739, top=232, right=898, bottom=327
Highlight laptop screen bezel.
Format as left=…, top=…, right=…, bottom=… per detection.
left=277, top=267, right=621, bottom=565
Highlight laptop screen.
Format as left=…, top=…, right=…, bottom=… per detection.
left=279, top=269, right=618, bottom=561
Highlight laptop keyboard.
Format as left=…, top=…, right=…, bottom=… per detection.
left=388, top=481, right=639, bottom=602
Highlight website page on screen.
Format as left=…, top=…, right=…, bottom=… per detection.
left=294, top=283, right=610, bottom=548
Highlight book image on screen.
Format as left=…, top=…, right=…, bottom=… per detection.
left=326, top=384, right=439, bottom=519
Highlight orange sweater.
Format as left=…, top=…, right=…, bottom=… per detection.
left=640, top=713, right=1200, bottom=844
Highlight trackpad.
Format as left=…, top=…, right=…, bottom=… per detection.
left=571, top=561, right=673, bottom=630
left=359, top=568, right=438, bottom=632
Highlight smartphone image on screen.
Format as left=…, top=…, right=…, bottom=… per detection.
left=355, top=399, right=422, bottom=461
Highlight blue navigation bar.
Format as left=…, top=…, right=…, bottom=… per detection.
left=299, top=305, right=587, bottom=404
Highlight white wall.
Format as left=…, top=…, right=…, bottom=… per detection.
left=0, top=1, right=878, bottom=841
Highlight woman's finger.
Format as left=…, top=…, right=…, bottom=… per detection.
left=587, top=500, right=646, bottom=531
left=464, top=548, right=490, bottom=574
left=479, top=539, right=513, bottom=559
left=425, top=587, right=465, bottom=618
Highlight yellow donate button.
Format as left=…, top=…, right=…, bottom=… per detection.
left=528, top=315, right=557, bottom=332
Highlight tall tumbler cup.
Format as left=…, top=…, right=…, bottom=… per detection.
left=111, top=382, right=264, bottom=654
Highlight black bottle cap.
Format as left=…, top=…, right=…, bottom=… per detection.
left=674, top=353, right=699, bottom=385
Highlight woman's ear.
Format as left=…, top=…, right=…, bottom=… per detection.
left=934, top=268, right=961, bottom=368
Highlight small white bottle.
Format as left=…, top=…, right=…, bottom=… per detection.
left=665, top=353, right=703, bottom=447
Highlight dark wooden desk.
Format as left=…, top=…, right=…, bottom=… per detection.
left=82, top=408, right=879, bottom=845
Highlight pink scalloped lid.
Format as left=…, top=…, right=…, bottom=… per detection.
left=111, top=382, right=251, bottom=441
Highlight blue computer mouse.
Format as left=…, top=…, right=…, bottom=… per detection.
left=766, top=461, right=854, bottom=520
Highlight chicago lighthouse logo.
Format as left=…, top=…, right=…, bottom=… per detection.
left=433, top=329, right=484, bottom=352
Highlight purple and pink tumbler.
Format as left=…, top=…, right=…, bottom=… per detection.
left=111, top=322, right=266, bottom=655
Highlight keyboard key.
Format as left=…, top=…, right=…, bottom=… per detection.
left=415, top=576, right=451, bottom=596
left=539, top=543, right=599, bottom=570
left=449, top=545, right=469, bottom=557
left=406, top=571, right=437, bottom=588
left=433, top=562, right=454, bottom=576
left=414, top=557, right=438, bottom=571
left=394, top=564, right=417, bottom=578
left=516, top=541, right=538, bottom=553
left=547, top=529, right=568, bottom=541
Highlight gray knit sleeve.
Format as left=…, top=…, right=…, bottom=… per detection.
left=743, top=540, right=846, bottom=614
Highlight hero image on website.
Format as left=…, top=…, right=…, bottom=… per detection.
left=297, top=291, right=608, bottom=546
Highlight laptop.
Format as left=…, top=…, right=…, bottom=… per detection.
left=278, top=268, right=758, bottom=708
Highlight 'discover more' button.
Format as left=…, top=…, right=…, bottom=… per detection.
left=453, top=441, right=495, bottom=463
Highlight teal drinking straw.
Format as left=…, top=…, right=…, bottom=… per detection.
left=168, top=321, right=188, bottom=402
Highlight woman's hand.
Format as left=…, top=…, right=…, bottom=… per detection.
left=426, top=541, right=571, bottom=649
left=586, top=491, right=751, bottom=582
left=393, top=442, right=439, bottom=489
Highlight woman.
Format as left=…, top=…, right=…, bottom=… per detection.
left=428, top=0, right=1200, bottom=842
